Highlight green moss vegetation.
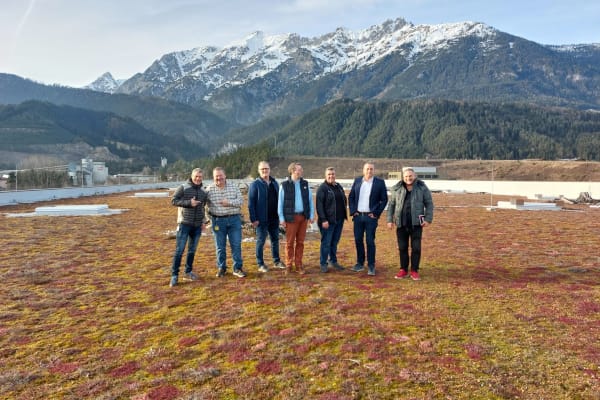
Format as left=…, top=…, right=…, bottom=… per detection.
left=0, top=192, right=598, bottom=399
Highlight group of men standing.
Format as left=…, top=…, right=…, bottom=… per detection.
left=168, top=161, right=433, bottom=287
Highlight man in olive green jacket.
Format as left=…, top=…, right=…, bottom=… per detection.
left=387, top=168, right=434, bottom=281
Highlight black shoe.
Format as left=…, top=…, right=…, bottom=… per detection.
left=216, top=268, right=226, bottom=277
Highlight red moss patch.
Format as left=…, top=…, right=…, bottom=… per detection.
left=49, top=361, right=79, bottom=374
left=578, top=301, right=600, bottom=315
left=147, top=384, right=180, bottom=400
left=109, top=360, right=140, bottom=378
left=255, top=359, right=282, bottom=375
left=14, top=336, right=32, bottom=345
left=131, top=321, right=154, bottom=331
left=278, top=327, right=296, bottom=336
left=178, top=336, right=199, bottom=347
left=174, top=316, right=201, bottom=327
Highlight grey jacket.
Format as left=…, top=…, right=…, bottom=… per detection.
left=386, top=179, right=434, bottom=227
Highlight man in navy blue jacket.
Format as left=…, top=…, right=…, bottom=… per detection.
left=348, top=162, right=388, bottom=275
left=248, top=161, right=285, bottom=272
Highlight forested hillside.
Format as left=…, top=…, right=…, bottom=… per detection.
left=246, top=99, right=600, bottom=160
left=0, top=101, right=205, bottom=171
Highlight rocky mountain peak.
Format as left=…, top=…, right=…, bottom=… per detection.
left=85, top=72, right=122, bottom=93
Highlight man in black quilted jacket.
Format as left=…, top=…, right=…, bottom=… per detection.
left=169, top=168, right=208, bottom=287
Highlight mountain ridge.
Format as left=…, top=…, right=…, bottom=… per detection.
left=81, top=17, right=600, bottom=125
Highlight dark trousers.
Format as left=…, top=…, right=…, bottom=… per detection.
left=396, top=225, right=423, bottom=271
left=353, top=214, right=378, bottom=267
left=319, top=219, right=344, bottom=266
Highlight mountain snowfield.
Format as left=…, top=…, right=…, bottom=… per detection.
left=87, top=18, right=498, bottom=96
left=78, top=15, right=600, bottom=126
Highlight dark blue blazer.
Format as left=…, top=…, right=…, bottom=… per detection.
left=348, top=176, right=388, bottom=218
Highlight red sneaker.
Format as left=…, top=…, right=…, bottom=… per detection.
left=394, top=270, right=408, bottom=279
left=410, top=271, right=421, bottom=281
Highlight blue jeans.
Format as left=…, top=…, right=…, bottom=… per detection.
left=353, top=214, right=378, bottom=267
left=319, top=220, right=344, bottom=266
left=211, top=215, right=243, bottom=271
left=170, top=224, right=202, bottom=276
left=255, top=219, right=281, bottom=266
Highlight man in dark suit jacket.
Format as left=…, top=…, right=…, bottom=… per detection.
left=348, top=162, right=388, bottom=275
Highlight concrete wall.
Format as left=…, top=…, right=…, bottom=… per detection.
left=308, top=179, right=599, bottom=200
left=2, top=179, right=599, bottom=207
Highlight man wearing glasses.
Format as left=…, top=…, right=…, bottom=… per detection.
left=248, top=161, right=286, bottom=272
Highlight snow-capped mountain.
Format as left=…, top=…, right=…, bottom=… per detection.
left=115, top=18, right=495, bottom=99
left=85, top=72, right=124, bottom=93
left=89, top=17, right=600, bottom=124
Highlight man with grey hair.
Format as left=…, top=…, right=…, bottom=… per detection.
left=387, top=167, right=434, bottom=281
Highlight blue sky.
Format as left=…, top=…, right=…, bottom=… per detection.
left=1, top=0, right=599, bottom=87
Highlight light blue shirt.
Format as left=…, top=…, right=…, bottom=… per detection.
left=278, top=178, right=314, bottom=222
left=293, top=180, right=304, bottom=213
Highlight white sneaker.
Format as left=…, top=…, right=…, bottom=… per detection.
left=184, top=272, right=199, bottom=281
left=232, top=269, right=247, bottom=278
